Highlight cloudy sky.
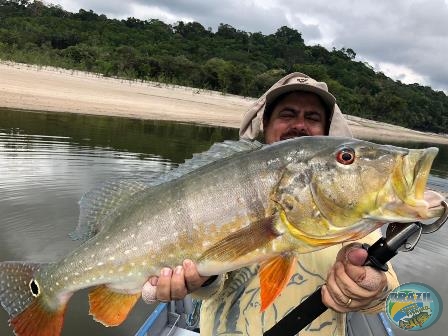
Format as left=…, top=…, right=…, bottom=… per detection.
left=46, top=0, right=448, bottom=93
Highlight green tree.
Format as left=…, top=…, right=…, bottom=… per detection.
left=0, top=0, right=447, bottom=134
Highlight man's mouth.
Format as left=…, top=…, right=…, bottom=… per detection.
left=280, top=132, right=308, bottom=141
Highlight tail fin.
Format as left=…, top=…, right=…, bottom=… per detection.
left=0, top=262, right=68, bottom=336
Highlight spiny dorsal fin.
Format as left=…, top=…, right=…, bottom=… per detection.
left=158, top=139, right=263, bottom=183
left=71, top=140, right=263, bottom=242
left=70, top=178, right=153, bottom=242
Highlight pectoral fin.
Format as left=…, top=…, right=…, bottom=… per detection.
left=259, top=254, right=296, bottom=312
left=88, top=285, right=140, bottom=326
left=199, top=216, right=280, bottom=263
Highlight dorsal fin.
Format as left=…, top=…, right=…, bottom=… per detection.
left=157, top=139, right=263, bottom=183
left=70, top=178, right=153, bottom=242
left=71, top=140, right=263, bottom=242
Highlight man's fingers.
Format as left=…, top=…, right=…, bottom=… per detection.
left=171, top=266, right=188, bottom=300
left=183, top=259, right=208, bottom=292
left=340, top=244, right=387, bottom=293
left=156, top=267, right=173, bottom=302
left=325, top=265, right=352, bottom=306
left=333, top=261, right=375, bottom=300
left=322, top=284, right=352, bottom=313
left=344, top=262, right=386, bottom=292
left=149, top=276, right=158, bottom=286
left=142, top=260, right=210, bottom=304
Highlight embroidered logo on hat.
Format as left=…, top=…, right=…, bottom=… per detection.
left=296, top=78, right=308, bottom=83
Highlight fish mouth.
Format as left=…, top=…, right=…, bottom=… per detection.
left=387, top=147, right=445, bottom=220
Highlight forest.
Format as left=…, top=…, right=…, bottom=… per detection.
left=0, top=0, right=447, bottom=134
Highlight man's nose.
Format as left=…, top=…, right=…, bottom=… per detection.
left=290, top=116, right=306, bottom=130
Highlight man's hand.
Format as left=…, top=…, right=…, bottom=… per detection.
left=141, top=259, right=210, bottom=303
left=321, top=243, right=388, bottom=312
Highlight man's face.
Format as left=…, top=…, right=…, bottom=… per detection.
left=263, top=92, right=328, bottom=144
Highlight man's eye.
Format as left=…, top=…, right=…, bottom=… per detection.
left=305, top=113, right=321, bottom=122
left=279, top=111, right=295, bottom=118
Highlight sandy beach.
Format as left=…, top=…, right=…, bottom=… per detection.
left=1, top=61, right=447, bottom=144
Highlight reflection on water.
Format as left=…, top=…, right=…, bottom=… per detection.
left=0, top=109, right=237, bottom=336
left=0, top=109, right=447, bottom=336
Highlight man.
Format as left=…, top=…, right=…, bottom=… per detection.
left=142, top=73, right=399, bottom=335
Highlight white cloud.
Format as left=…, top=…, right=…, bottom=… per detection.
left=44, top=0, right=448, bottom=93
left=127, top=4, right=194, bottom=23
left=375, top=62, right=429, bottom=86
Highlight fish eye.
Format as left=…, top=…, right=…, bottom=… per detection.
left=29, top=279, right=40, bottom=297
left=336, top=148, right=355, bottom=165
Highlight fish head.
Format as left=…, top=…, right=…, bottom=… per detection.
left=416, top=312, right=431, bottom=323
left=277, top=138, right=445, bottom=244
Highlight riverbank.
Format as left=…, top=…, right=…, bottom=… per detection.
left=1, top=61, right=447, bottom=144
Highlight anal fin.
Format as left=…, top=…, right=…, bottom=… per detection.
left=259, top=254, right=296, bottom=312
left=88, top=285, right=140, bottom=326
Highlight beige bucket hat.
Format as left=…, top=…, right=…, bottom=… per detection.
left=239, top=72, right=352, bottom=139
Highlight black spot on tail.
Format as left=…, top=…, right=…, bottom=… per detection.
left=29, top=279, right=40, bottom=297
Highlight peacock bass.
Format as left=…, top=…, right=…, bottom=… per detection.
left=0, top=137, right=445, bottom=336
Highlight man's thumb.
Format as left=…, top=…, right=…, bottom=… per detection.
left=336, top=243, right=367, bottom=266
left=142, top=281, right=157, bottom=304
left=343, top=245, right=386, bottom=291
left=346, top=247, right=368, bottom=266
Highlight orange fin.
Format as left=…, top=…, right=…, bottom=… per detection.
left=199, top=216, right=280, bottom=262
left=89, top=285, right=140, bottom=326
left=10, top=299, right=67, bottom=336
left=259, top=254, right=296, bottom=312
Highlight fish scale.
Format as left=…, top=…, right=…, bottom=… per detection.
left=32, top=146, right=282, bottom=303
left=0, top=136, right=445, bottom=336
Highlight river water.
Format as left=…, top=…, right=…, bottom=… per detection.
left=0, top=108, right=447, bottom=336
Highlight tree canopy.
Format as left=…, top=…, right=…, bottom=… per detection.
left=1, top=0, right=447, bottom=133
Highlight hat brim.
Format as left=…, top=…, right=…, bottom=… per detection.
left=265, top=83, right=336, bottom=112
